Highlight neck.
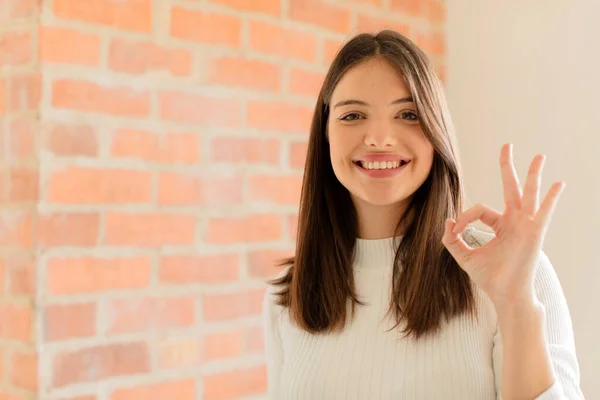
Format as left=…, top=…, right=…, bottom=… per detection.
left=353, top=196, right=411, bottom=239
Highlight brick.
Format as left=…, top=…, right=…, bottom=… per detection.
left=356, top=15, right=411, bottom=37
left=0, top=31, right=32, bottom=66
left=159, top=254, right=240, bottom=284
left=170, top=6, right=241, bottom=47
left=0, top=391, right=29, bottom=400
left=248, top=175, right=303, bottom=205
left=106, top=296, right=195, bottom=335
left=47, top=167, right=152, bottom=204
left=288, top=68, right=324, bottom=98
left=51, top=79, right=151, bottom=117
left=39, top=213, right=99, bottom=247
left=289, top=0, right=351, bottom=33
left=47, top=256, right=151, bottom=295
left=210, top=0, right=280, bottom=16
left=390, top=0, right=424, bottom=17
left=346, top=0, right=382, bottom=5
left=7, top=256, right=35, bottom=295
left=204, top=365, right=266, bottom=400
left=247, top=100, right=313, bottom=133
left=111, top=130, right=199, bottom=164
left=8, top=167, right=38, bottom=202
left=111, top=379, right=195, bottom=400
left=0, top=211, right=32, bottom=248
left=109, top=38, right=192, bottom=76
left=157, top=172, right=243, bottom=206
left=45, top=303, right=96, bottom=342
left=0, top=79, right=6, bottom=115
left=415, top=30, right=445, bottom=55
left=53, top=0, right=152, bottom=32
left=8, top=117, right=36, bottom=158
left=249, top=20, right=317, bottom=62
left=9, top=0, right=38, bottom=18
left=0, top=392, right=30, bottom=400
left=428, top=0, right=445, bottom=24
left=105, top=213, right=196, bottom=246
left=55, top=397, right=96, bottom=400
left=323, top=39, right=344, bottom=64
left=206, top=214, right=282, bottom=244
left=0, top=303, right=32, bottom=341
left=247, top=249, right=292, bottom=279
left=246, top=325, right=264, bottom=352
left=288, top=214, right=298, bottom=239
left=289, top=141, right=307, bottom=169
left=0, top=260, right=4, bottom=294
left=203, top=328, right=244, bottom=361
left=157, top=336, right=202, bottom=370
left=43, top=122, right=98, bottom=157
left=0, top=172, right=6, bottom=203
left=203, top=288, right=265, bottom=321
left=206, top=56, right=281, bottom=92
left=10, top=351, right=37, bottom=391
left=7, top=73, right=41, bottom=112
left=40, top=26, right=101, bottom=66
left=210, top=137, right=280, bottom=165
left=52, top=342, right=150, bottom=387
left=159, top=91, right=242, bottom=127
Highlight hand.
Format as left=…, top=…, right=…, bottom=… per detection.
left=441, top=143, right=566, bottom=306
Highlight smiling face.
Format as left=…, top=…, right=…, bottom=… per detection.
left=327, top=57, right=435, bottom=229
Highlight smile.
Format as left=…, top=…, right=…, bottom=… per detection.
left=355, top=160, right=408, bottom=170
left=353, top=160, right=410, bottom=178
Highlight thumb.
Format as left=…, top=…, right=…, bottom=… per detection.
left=442, top=219, right=473, bottom=268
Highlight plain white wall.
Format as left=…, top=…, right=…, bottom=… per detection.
left=447, top=0, right=600, bottom=397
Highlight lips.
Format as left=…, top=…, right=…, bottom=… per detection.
left=353, top=159, right=409, bottom=178
left=354, top=160, right=409, bottom=170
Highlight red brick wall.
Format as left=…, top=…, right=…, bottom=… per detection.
left=0, top=0, right=42, bottom=399
left=0, top=0, right=445, bottom=399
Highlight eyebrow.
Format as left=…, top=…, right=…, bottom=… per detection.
left=332, top=97, right=414, bottom=109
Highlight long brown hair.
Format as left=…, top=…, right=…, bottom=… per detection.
left=267, top=30, right=479, bottom=340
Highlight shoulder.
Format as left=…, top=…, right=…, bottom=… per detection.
left=263, top=265, right=292, bottom=313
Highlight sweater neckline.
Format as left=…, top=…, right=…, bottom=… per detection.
left=354, top=235, right=403, bottom=270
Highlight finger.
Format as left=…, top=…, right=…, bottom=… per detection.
left=452, top=203, right=502, bottom=234
left=501, top=143, right=522, bottom=209
left=535, top=181, right=566, bottom=231
left=522, top=154, right=545, bottom=216
left=442, top=219, right=474, bottom=267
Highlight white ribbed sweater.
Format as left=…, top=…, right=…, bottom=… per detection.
left=262, top=228, right=584, bottom=399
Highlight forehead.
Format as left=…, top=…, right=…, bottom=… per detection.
left=330, top=58, right=411, bottom=103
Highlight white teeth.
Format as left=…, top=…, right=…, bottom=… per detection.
left=361, top=161, right=403, bottom=170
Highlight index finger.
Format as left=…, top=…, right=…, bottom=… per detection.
left=501, top=143, right=522, bottom=209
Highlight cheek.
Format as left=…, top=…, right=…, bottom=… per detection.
left=328, top=133, right=349, bottom=162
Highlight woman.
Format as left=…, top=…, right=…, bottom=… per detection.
left=262, top=30, right=583, bottom=399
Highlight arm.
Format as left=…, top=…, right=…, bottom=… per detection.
left=492, top=251, right=584, bottom=400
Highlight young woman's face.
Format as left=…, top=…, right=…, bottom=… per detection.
left=327, top=58, right=435, bottom=210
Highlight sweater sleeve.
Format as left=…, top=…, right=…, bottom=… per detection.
left=492, top=250, right=584, bottom=399
left=263, top=281, right=285, bottom=399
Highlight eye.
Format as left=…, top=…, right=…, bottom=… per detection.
left=339, top=112, right=363, bottom=121
left=399, top=111, right=419, bottom=121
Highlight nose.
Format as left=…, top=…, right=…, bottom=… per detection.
left=364, top=120, right=397, bottom=148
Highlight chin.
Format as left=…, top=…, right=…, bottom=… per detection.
left=354, top=191, right=410, bottom=207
